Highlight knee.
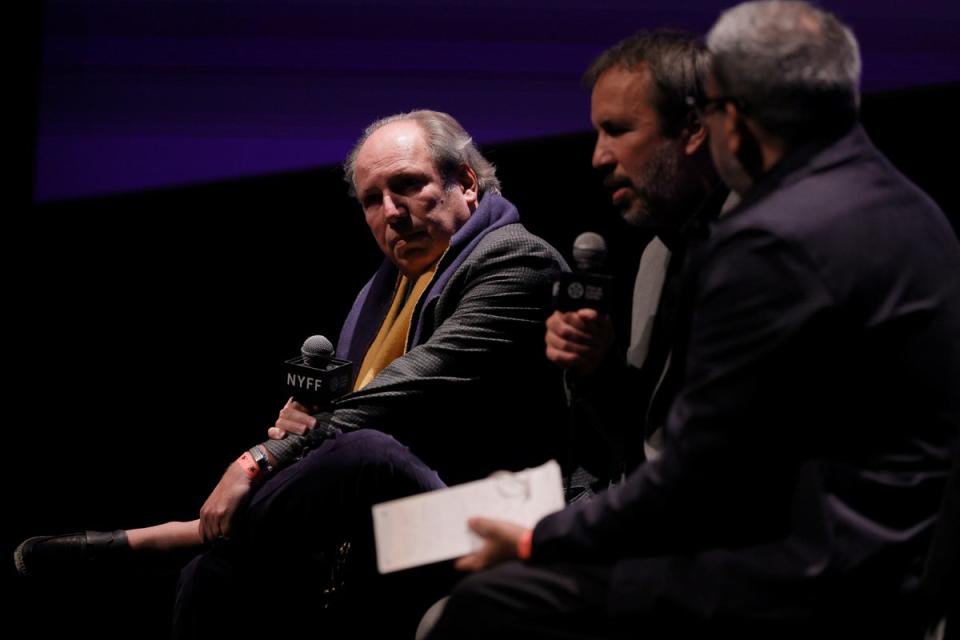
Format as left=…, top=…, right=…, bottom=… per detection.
left=448, top=569, right=509, bottom=610
left=331, top=429, right=412, bottom=466
left=429, top=570, right=510, bottom=637
left=321, top=429, right=444, bottom=495
left=294, top=428, right=408, bottom=473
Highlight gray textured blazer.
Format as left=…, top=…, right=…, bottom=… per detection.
left=272, top=193, right=570, bottom=485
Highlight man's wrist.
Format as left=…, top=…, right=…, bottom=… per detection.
left=235, top=451, right=260, bottom=481
left=517, top=529, right=534, bottom=561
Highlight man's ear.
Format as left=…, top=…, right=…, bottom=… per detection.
left=729, top=106, right=765, bottom=181
left=681, top=113, right=708, bottom=156
left=456, top=164, right=480, bottom=206
left=721, top=102, right=743, bottom=158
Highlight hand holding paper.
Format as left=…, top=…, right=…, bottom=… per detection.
left=454, top=518, right=528, bottom=572
left=372, top=460, right=564, bottom=574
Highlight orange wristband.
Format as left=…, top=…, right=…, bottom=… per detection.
left=517, top=529, right=533, bottom=561
left=236, top=451, right=260, bottom=480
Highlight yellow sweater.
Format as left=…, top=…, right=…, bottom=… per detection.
left=354, top=261, right=439, bottom=391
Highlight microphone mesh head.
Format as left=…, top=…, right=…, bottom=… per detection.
left=301, top=335, right=334, bottom=358
left=572, top=232, right=607, bottom=271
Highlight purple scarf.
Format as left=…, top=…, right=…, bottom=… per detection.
left=336, top=192, right=521, bottom=371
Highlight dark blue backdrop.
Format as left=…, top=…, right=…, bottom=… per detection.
left=35, top=0, right=960, bottom=202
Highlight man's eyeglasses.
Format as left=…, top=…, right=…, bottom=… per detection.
left=686, top=94, right=746, bottom=117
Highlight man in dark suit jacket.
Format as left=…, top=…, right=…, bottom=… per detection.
left=427, top=2, right=960, bottom=638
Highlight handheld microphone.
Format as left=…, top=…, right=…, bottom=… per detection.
left=552, top=232, right=614, bottom=313
left=283, top=335, right=353, bottom=407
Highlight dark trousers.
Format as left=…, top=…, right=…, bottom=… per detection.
left=427, top=561, right=613, bottom=640
left=173, top=429, right=451, bottom=639
left=427, top=556, right=931, bottom=640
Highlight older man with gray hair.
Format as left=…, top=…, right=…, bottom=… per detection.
left=426, top=3, right=960, bottom=638
left=176, top=109, right=574, bottom=636
left=16, top=110, right=570, bottom=638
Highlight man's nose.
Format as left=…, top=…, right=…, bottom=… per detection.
left=383, top=193, right=408, bottom=223
left=592, top=137, right=614, bottom=170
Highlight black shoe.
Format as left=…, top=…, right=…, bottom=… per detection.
left=14, top=530, right=129, bottom=577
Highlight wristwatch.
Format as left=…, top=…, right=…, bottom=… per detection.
left=249, top=445, right=274, bottom=475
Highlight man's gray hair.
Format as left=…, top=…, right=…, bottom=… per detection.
left=343, top=110, right=501, bottom=198
left=707, top=0, right=861, bottom=141
left=584, top=30, right=710, bottom=138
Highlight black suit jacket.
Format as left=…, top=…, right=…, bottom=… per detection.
left=531, top=126, right=960, bottom=625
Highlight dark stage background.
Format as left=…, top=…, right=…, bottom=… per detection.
left=30, top=0, right=960, bottom=203
left=8, top=1, right=959, bottom=638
